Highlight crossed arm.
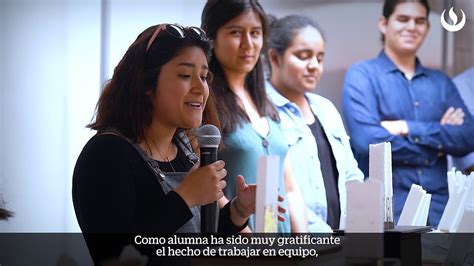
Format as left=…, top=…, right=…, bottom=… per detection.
left=381, top=107, right=465, bottom=135
left=343, top=67, right=474, bottom=166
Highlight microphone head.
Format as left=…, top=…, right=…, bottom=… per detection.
left=197, top=124, right=221, bottom=148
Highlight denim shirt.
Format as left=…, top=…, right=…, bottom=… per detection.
left=342, top=51, right=474, bottom=226
left=266, top=82, right=364, bottom=232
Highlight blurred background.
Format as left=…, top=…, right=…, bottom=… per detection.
left=0, top=0, right=472, bottom=233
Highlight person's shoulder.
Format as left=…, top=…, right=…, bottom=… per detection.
left=453, top=68, right=474, bottom=93
left=73, top=133, right=144, bottom=181
left=348, top=55, right=380, bottom=69
left=306, top=93, right=337, bottom=110
left=455, top=67, right=474, bottom=80
left=345, top=57, right=381, bottom=78
left=453, top=68, right=474, bottom=88
left=420, top=67, right=458, bottom=90
left=79, top=133, right=138, bottom=162
left=85, top=133, right=131, bottom=150
left=307, top=93, right=345, bottom=124
left=416, top=63, right=452, bottom=81
left=343, top=57, right=382, bottom=90
left=422, top=66, right=449, bottom=77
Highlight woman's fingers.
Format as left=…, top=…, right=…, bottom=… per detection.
left=277, top=215, right=286, bottom=222
left=278, top=195, right=284, bottom=202
left=278, top=205, right=286, bottom=214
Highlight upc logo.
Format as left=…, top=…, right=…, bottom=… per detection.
left=440, top=7, right=466, bottom=32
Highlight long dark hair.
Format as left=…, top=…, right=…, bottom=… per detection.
left=0, top=209, right=13, bottom=220
left=87, top=24, right=214, bottom=143
left=0, top=197, right=13, bottom=220
left=201, top=0, right=279, bottom=135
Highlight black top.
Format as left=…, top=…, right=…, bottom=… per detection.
left=72, top=134, right=245, bottom=264
left=308, top=116, right=341, bottom=229
left=156, top=141, right=193, bottom=172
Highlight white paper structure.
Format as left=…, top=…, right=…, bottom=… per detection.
left=369, top=142, right=394, bottom=225
left=255, top=155, right=279, bottom=233
left=345, top=179, right=384, bottom=233
left=398, top=184, right=431, bottom=226
left=369, top=142, right=393, bottom=197
left=414, top=193, right=431, bottom=226
left=457, top=206, right=474, bottom=232
left=442, top=171, right=474, bottom=264
left=438, top=169, right=473, bottom=232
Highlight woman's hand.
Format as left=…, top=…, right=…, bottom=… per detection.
left=234, top=175, right=256, bottom=217
left=230, top=176, right=287, bottom=228
left=174, top=160, right=227, bottom=207
left=229, top=175, right=255, bottom=227
left=277, top=195, right=286, bottom=222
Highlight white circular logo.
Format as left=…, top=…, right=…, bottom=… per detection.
left=440, top=7, right=466, bottom=32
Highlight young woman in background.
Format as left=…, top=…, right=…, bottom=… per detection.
left=201, top=0, right=308, bottom=232
left=265, top=15, right=364, bottom=232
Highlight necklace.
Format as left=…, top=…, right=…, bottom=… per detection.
left=156, top=147, right=176, bottom=173
left=147, top=138, right=177, bottom=172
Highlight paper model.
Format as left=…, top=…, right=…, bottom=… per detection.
left=438, top=169, right=472, bottom=232
left=398, top=184, right=431, bottom=226
left=345, top=178, right=384, bottom=233
left=255, top=155, right=279, bottom=233
left=369, top=142, right=394, bottom=227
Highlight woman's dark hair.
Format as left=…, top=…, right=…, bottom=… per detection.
left=0, top=208, right=13, bottom=220
left=266, top=14, right=324, bottom=76
left=201, top=0, right=278, bottom=135
left=88, top=24, right=214, bottom=142
left=381, top=0, right=430, bottom=42
left=0, top=197, right=13, bottom=220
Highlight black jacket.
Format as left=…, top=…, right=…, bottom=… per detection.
left=72, top=134, right=243, bottom=264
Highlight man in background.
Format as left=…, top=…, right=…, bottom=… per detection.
left=342, top=0, right=474, bottom=226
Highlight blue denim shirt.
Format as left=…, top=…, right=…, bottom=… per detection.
left=267, top=82, right=364, bottom=232
left=342, top=51, right=474, bottom=226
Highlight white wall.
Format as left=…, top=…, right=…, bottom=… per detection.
left=1, top=0, right=5, bottom=211
left=0, top=0, right=211, bottom=234
left=0, top=0, right=101, bottom=232
left=107, top=0, right=207, bottom=78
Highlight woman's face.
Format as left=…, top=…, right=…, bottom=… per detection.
left=271, top=26, right=325, bottom=95
left=152, top=46, right=210, bottom=129
left=213, top=10, right=263, bottom=76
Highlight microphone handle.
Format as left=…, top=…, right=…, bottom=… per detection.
left=200, top=147, right=219, bottom=234
left=201, top=202, right=218, bottom=234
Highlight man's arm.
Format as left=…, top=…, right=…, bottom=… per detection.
left=342, top=66, right=439, bottom=166
left=383, top=79, right=474, bottom=156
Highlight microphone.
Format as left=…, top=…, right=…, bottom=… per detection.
left=197, top=124, right=222, bottom=234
